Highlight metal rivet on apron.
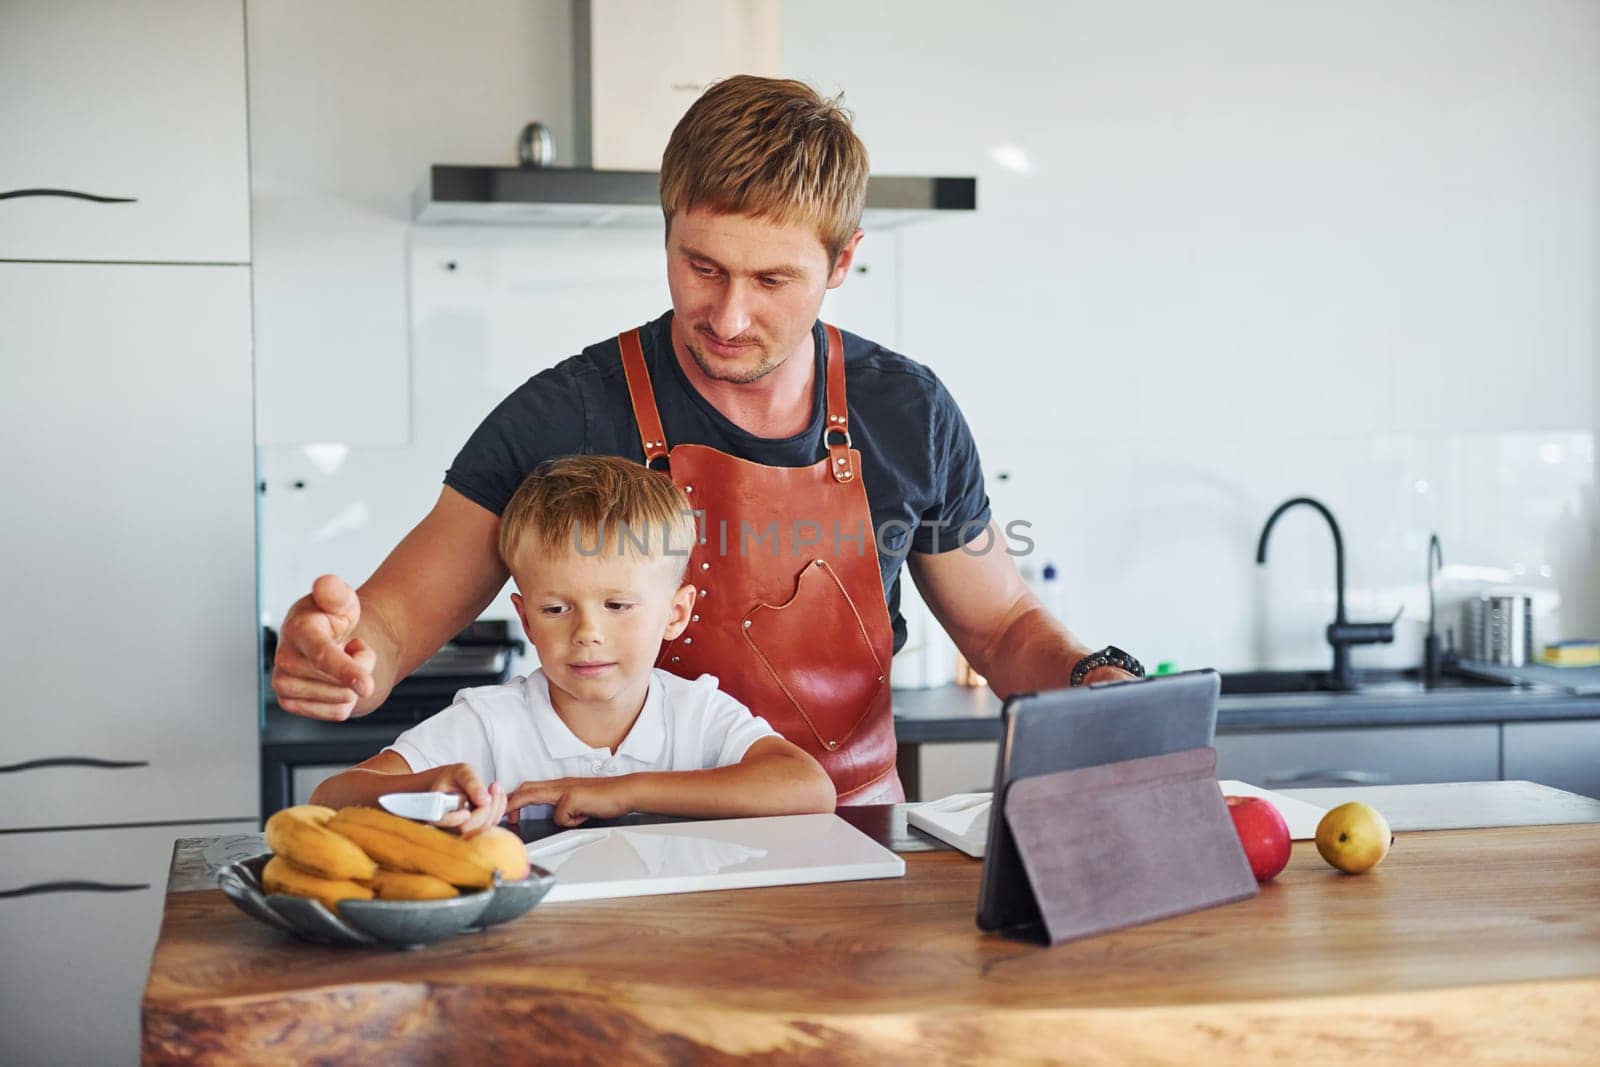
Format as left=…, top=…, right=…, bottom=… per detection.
left=813, top=560, right=824, bottom=567
left=684, top=485, right=694, bottom=493
left=841, top=470, right=854, bottom=480
left=682, top=637, right=692, bottom=645
left=826, top=740, right=840, bottom=750
left=878, top=676, right=884, bottom=683
left=700, top=562, right=710, bottom=571
left=836, top=457, right=846, bottom=466
left=670, top=656, right=680, bottom=664
left=691, top=614, right=699, bottom=622
left=743, top=619, right=752, bottom=628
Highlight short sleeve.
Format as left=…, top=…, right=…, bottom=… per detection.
left=443, top=359, right=590, bottom=517
left=910, top=378, right=992, bottom=555
left=696, top=687, right=779, bottom=768
left=386, top=698, right=496, bottom=781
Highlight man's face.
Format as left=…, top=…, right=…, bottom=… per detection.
left=665, top=207, right=860, bottom=385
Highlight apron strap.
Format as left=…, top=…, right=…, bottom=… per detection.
left=822, top=323, right=855, bottom=484
left=618, top=328, right=670, bottom=468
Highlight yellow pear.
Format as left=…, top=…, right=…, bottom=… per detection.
left=1315, top=802, right=1393, bottom=874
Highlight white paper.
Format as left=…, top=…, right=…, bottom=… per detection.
left=905, top=780, right=1329, bottom=857
left=905, top=793, right=992, bottom=857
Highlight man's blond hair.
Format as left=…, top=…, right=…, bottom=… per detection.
left=498, top=456, right=697, bottom=579
left=660, top=75, right=869, bottom=263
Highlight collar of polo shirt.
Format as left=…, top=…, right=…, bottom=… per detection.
left=526, top=669, right=668, bottom=765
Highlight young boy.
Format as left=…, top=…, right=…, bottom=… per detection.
left=311, top=456, right=836, bottom=833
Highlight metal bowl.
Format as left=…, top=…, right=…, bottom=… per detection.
left=217, top=854, right=555, bottom=949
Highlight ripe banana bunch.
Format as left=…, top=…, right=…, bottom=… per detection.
left=260, top=804, right=495, bottom=910
left=326, top=806, right=496, bottom=890
left=262, top=854, right=374, bottom=911
left=264, top=805, right=376, bottom=881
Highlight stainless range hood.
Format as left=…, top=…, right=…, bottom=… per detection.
left=412, top=165, right=977, bottom=229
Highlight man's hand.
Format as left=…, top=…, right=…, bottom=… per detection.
left=508, top=777, right=632, bottom=827
left=420, top=763, right=506, bottom=838
left=272, top=574, right=376, bottom=721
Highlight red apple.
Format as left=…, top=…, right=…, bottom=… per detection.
left=1225, top=795, right=1292, bottom=882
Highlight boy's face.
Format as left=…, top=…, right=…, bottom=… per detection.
left=665, top=206, right=862, bottom=385
left=509, top=543, right=695, bottom=719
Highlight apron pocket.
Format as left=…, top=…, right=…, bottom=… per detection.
left=742, top=559, right=888, bottom=753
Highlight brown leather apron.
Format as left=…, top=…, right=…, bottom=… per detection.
left=618, top=323, right=903, bottom=804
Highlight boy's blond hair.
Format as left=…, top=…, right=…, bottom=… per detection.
left=498, top=455, right=697, bottom=578
left=659, top=75, right=869, bottom=264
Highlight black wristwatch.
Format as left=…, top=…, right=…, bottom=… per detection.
left=1069, top=646, right=1146, bottom=686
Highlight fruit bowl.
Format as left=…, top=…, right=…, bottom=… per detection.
left=217, top=854, right=556, bottom=948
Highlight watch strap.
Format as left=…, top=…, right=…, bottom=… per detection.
left=1069, top=646, right=1146, bottom=686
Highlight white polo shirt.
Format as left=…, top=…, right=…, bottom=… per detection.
left=386, top=669, right=778, bottom=809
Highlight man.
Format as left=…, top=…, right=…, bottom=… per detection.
left=273, top=76, right=1139, bottom=803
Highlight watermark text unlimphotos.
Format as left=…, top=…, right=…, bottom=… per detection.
left=571, top=513, right=1036, bottom=560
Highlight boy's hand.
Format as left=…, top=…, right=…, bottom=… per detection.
left=417, top=762, right=505, bottom=838
left=508, top=777, right=631, bottom=827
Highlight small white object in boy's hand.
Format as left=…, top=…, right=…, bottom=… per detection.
left=377, top=792, right=463, bottom=822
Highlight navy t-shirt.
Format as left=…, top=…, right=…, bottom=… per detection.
left=445, top=310, right=992, bottom=651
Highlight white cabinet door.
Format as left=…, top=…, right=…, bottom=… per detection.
left=0, top=821, right=257, bottom=1066
left=0, top=264, right=258, bottom=829
left=1214, top=725, right=1500, bottom=789
left=0, top=0, right=249, bottom=263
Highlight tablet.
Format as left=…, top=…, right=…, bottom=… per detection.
left=974, top=669, right=1221, bottom=936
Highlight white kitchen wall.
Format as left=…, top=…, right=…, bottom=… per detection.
left=258, top=0, right=1600, bottom=685
left=248, top=0, right=574, bottom=445
left=777, top=0, right=1600, bottom=666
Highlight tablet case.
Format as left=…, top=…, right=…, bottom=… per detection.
left=1000, top=746, right=1258, bottom=946
left=976, top=670, right=1221, bottom=933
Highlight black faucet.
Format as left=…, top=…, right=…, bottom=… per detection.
left=1423, top=533, right=1444, bottom=686
left=1255, top=496, right=1397, bottom=691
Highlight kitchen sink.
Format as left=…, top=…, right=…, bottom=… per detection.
left=1218, top=667, right=1514, bottom=697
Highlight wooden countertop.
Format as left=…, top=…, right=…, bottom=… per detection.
left=143, top=822, right=1600, bottom=1064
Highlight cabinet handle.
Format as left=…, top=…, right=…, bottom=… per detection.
left=0, top=188, right=137, bottom=204
left=0, top=757, right=149, bottom=774
left=1263, top=769, right=1389, bottom=786
left=0, top=880, right=149, bottom=899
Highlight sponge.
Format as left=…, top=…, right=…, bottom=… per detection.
left=1539, top=640, right=1600, bottom=667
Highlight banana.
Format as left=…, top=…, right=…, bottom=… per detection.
left=326, top=806, right=496, bottom=889
left=262, top=855, right=375, bottom=911
left=365, top=869, right=460, bottom=901
left=265, top=805, right=377, bottom=881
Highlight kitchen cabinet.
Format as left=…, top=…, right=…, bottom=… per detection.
left=1213, top=724, right=1500, bottom=789
left=0, top=821, right=256, bottom=1065
left=0, top=0, right=249, bottom=263
left=0, top=9, right=257, bottom=1054
left=0, top=264, right=259, bottom=831
left=1503, top=721, right=1600, bottom=799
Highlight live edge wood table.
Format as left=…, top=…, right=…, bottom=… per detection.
left=143, top=812, right=1600, bottom=1064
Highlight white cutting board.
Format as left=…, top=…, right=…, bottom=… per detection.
left=906, top=781, right=1329, bottom=858
left=523, top=813, right=905, bottom=902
